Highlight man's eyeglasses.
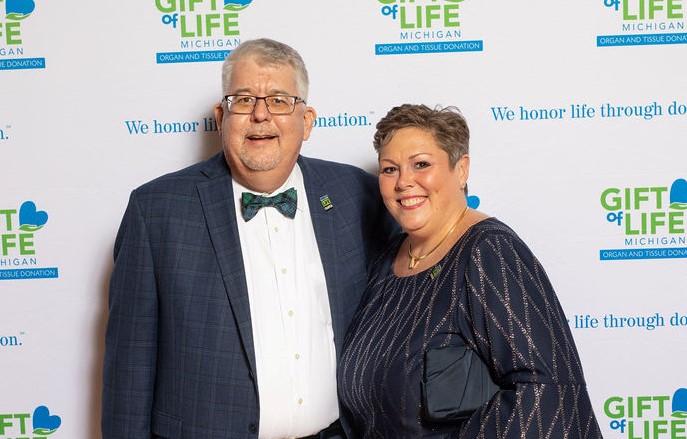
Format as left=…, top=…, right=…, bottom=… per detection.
left=223, top=95, right=306, bottom=115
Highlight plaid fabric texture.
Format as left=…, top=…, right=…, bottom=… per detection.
left=240, top=187, right=298, bottom=221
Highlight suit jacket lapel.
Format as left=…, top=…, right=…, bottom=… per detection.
left=196, top=154, right=257, bottom=379
left=299, top=157, right=346, bottom=358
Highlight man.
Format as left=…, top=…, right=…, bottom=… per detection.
left=102, top=38, right=396, bottom=438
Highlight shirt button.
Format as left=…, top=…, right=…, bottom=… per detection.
left=295, top=353, right=301, bottom=360
left=297, top=398, right=303, bottom=405
left=281, top=268, right=287, bottom=274
left=288, top=310, right=294, bottom=317
left=274, top=226, right=279, bottom=232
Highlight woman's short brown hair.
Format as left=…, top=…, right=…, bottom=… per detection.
left=373, top=104, right=469, bottom=169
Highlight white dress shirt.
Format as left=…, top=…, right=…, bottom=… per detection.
left=233, top=164, right=339, bottom=439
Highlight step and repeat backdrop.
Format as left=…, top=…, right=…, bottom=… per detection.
left=2, top=1, right=687, bottom=437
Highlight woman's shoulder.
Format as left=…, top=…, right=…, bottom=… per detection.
left=462, top=217, right=540, bottom=271
left=461, top=216, right=535, bottom=263
left=464, top=216, right=519, bottom=243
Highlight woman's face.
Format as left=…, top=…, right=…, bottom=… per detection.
left=378, top=127, right=468, bottom=239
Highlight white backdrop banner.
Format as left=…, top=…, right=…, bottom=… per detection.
left=2, top=1, right=687, bottom=438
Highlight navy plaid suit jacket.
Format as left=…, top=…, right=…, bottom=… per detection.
left=102, top=152, right=396, bottom=439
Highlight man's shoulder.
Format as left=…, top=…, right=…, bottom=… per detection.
left=134, top=152, right=227, bottom=195
left=298, top=155, right=376, bottom=187
left=299, top=154, right=370, bottom=172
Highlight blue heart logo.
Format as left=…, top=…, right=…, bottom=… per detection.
left=5, top=0, right=35, bottom=20
left=32, top=406, right=61, bottom=434
left=669, top=178, right=687, bottom=210
left=224, top=0, right=252, bottom=11
left=19, top=201, right=48, bottom=232
left=672, top=388, right=687, bottom=418
left=467, top=195, right=480, bottom=210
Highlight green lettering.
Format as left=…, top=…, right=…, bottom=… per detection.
left=632, top=187, right=650, bottom=209
left=636, top=395, right=653, bottom=417
left=155, top=0, right=176, bottom=13
left=19, top=233, right=35, bottom=255
left=604, top=396, right=625, bottom=418
left=651, top=186, right=668, bottom=208
left=223, top=12, right=239, bottom=36
left=653, top=419, right=669, bottom=436
left=624, top=0, right=639, bottom=20
left=13, top=413, right=30, bottom=434
left=5, top=21, right=22, bottom=45
left=671, top=419, right=687, bottom=437
left=187, top=0, right=203, bottom=12
left=0, top=414, right=13, bottom=435
left=400, top=6, right=414, bottom=29
left=1, top=234, right=17, bottom=256
left=625, top=213, right=640, bottom=235
left=667, top=0, right=683, bottom=18
left=180, top=14, right=194, bottom=37
left=600, top=188, right=622, bottom=210
left=0, top=209, right=17, bottom=230
left=444, top=4, right=460, bottom=26
left=669, top=211, right=685, bottom=234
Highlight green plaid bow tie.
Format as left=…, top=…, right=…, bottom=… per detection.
left=240, top=187, right=298, bottom=221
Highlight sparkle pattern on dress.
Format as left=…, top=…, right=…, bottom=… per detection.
left=338, top=218, right=602, bottom=438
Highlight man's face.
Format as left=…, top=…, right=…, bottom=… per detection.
left=214, top=55, right=316, bottom=192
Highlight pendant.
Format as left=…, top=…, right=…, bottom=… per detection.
left=408, top=255, right=421, bottom=269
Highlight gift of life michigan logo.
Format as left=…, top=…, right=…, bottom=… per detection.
left=0, top=201, right=58, bottom=280
left=599, top=178, right=687, bottom=260
left=374, top=0, right=484, bottom=55
left=0, top=0, right=45, bottom=70
left=154, top=0, right=253, bottom=64
left=604, top=388, right=687, bottom=438
left=0, top=405, right=62, bottom=438
left=598, top=0, right=687, bottom=47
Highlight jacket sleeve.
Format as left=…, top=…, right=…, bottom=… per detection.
left=457, top=233, right=603, bottom=439
left=102, top=190, right=158, bottom=439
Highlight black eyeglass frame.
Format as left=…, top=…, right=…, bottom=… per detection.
left=223, top=94, right=307, bottom=115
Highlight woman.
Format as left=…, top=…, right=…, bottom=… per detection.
left=338, top=104, right=602, bottom=438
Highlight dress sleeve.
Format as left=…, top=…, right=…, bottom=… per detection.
left=102, top=190, right=158, bottom=439
left=456, top=231, right=602, bottom=439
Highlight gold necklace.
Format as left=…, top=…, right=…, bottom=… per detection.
left=407, top=206, right=470, bottom=270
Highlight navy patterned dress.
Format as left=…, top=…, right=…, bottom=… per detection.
left=338, top=218, right=603, bottom=438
